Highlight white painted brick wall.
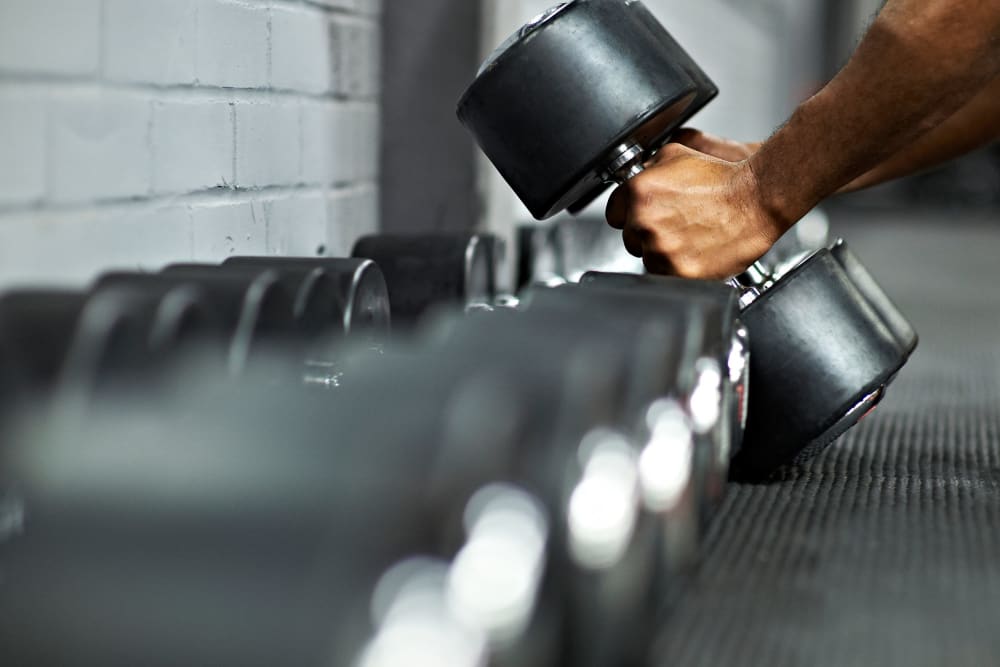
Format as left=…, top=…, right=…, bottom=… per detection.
left=0, top=0, right=382, bottom=288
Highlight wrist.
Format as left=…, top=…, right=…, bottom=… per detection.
left=746, top=99, right=835, bottom=229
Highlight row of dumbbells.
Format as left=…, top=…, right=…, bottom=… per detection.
left=0, top=228, right=751, bottom=667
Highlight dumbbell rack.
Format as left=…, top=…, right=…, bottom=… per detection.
left=0, top=225, right=756, bottom=667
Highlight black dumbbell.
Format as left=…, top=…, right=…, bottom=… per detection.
left=0, top=355, right=547, bottom=667
left=728, top=242, right=916, bottom=479
left=421, top=306, right=699, bottom=666
left=0, top=291, right=86, bottom=413
left=458, top=0, right=716, bottom=220
left=458, top=0, right=918, bottom=479
left=581, top=272, right=750, bottom=455
left=96, top=269, right=296, bottom=375
left=352, top=232, right=496, bottom=327
left=542, top=278, right=747, bottom=522
left=830, top=240, right=918, bottom=355
left=60, top=283, right=227, bottom=398
left=221, top=257, right=392, bottom=346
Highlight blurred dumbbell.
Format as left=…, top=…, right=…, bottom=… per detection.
left=351, top=233, right=498, bottom=327
left=221, top=257, right=392, bottom=346
left=0, top=286, right=226, bottom=414
left=0, top=354, right=547, bottom=667
left=581, top=272, right=750, bottom=456
left=422, top=306, right=696, bottom=666
left=0, top=291, right=85, bottom=414
left=95, top=269, right=296, bottom=375
left=459, top=0, right=918, bottom=479
left=60, top=282, right=226, bottom=398
left=538, top=279, right=746, bottom=524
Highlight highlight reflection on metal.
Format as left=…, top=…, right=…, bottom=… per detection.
left=729, top=324, right=751, bottom=432
left=448, top=484, right=549, bottom=647
left=639, top=400, right=694, bottom=513
left=688, top=358, right=723, bottom=435
left=360, top=559, right=487, bottom=667
left=568, top=429, right=640, bottom=570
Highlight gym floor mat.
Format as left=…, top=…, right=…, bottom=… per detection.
left=652, top=211, right=1000, bottom=666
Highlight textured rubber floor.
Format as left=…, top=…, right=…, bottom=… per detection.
left=649, top=212, right=1000, bottom=666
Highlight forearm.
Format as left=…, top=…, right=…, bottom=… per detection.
left=841, top=75, right=1000, bottom=192
left=750, top=0, right=1000, bottom=228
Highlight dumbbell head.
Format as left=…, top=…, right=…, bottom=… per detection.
left=58, top=287, right=212, bottom=397
left=830, top=240, right=918, bottom=355
left=222, top=257, right=391, bottom=345
left=98, top=270, right=296, bottom=374
left=0, top=379, right=456, bottom=667
left=0, top=291, right=86, bottom=407
left=732, top=245, right=916, bottom=479
left=352, top=233, right=495, bottom=327
left=457, top=0, right=717, bottom=220
left=424, top=308, right=701, bottom=629
left=580, top=272, right=749, bottom=448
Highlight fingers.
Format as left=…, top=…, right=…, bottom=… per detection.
left=605, top=184, right=629, bottom=230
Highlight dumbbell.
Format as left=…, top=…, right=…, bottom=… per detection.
left=95, top=269, right=296, bottom=375
left=0, top=353, right=552, bottom=667
left=458, top=0, right=918, bottom=479
left=421, top=307, right=700, bottom=666
left=725, top=242, right=917, bottom=478
left=0, top=287, right=225, bottom=414
left=352, top=233, right=500, bottom=327
left=830, top=240, right=918, bottom=354
left=0, top=291, right=85, bottom=414
left=458, top=0, right=716, bottom=220
left=221, top=257, right=392, bottom=347
left=544, top=277, right=747, bottom=520
left=59, top=283, right=226, bottom=399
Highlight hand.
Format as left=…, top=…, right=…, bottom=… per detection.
left=605, top=143, right=786, bottom=280
left=670, top=128, right=762, bottom=163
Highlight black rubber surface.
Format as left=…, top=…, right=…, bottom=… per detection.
left=651, top=211, right=1000, bottom=666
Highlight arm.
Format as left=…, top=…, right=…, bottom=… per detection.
left=752, top=0, right=1000, bottom=226
left=608, top=0, right=1000, bottom=279
left=675, top=74, right=1000, bottom=193
left=840, top=75, right=1000, bottom=192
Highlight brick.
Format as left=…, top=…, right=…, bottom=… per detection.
left=351, top=104, right=379, bottom=182
left=270, top=5, right=332, bottom=94
left=265, top=193, right=329, bottom=256
left=300, top=101, right=354, bottom=186
left=191, top=200, right=267, bottom=261
left=152, top=100, right=234, bottom=195
left=48, top=90, right=152, bottom=204
left=196, top=0, right=269, bottom=89
left=235, top=102, right=301, bottom=188
left=0, top=88, right=46, bottom=206
left=103, top=0, right=198, bottom=85
left=0, top=205, right=192, bottom=286
left=0, top=0, right=101, bottom=77
left=329, top=18, right=380, bottom=99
